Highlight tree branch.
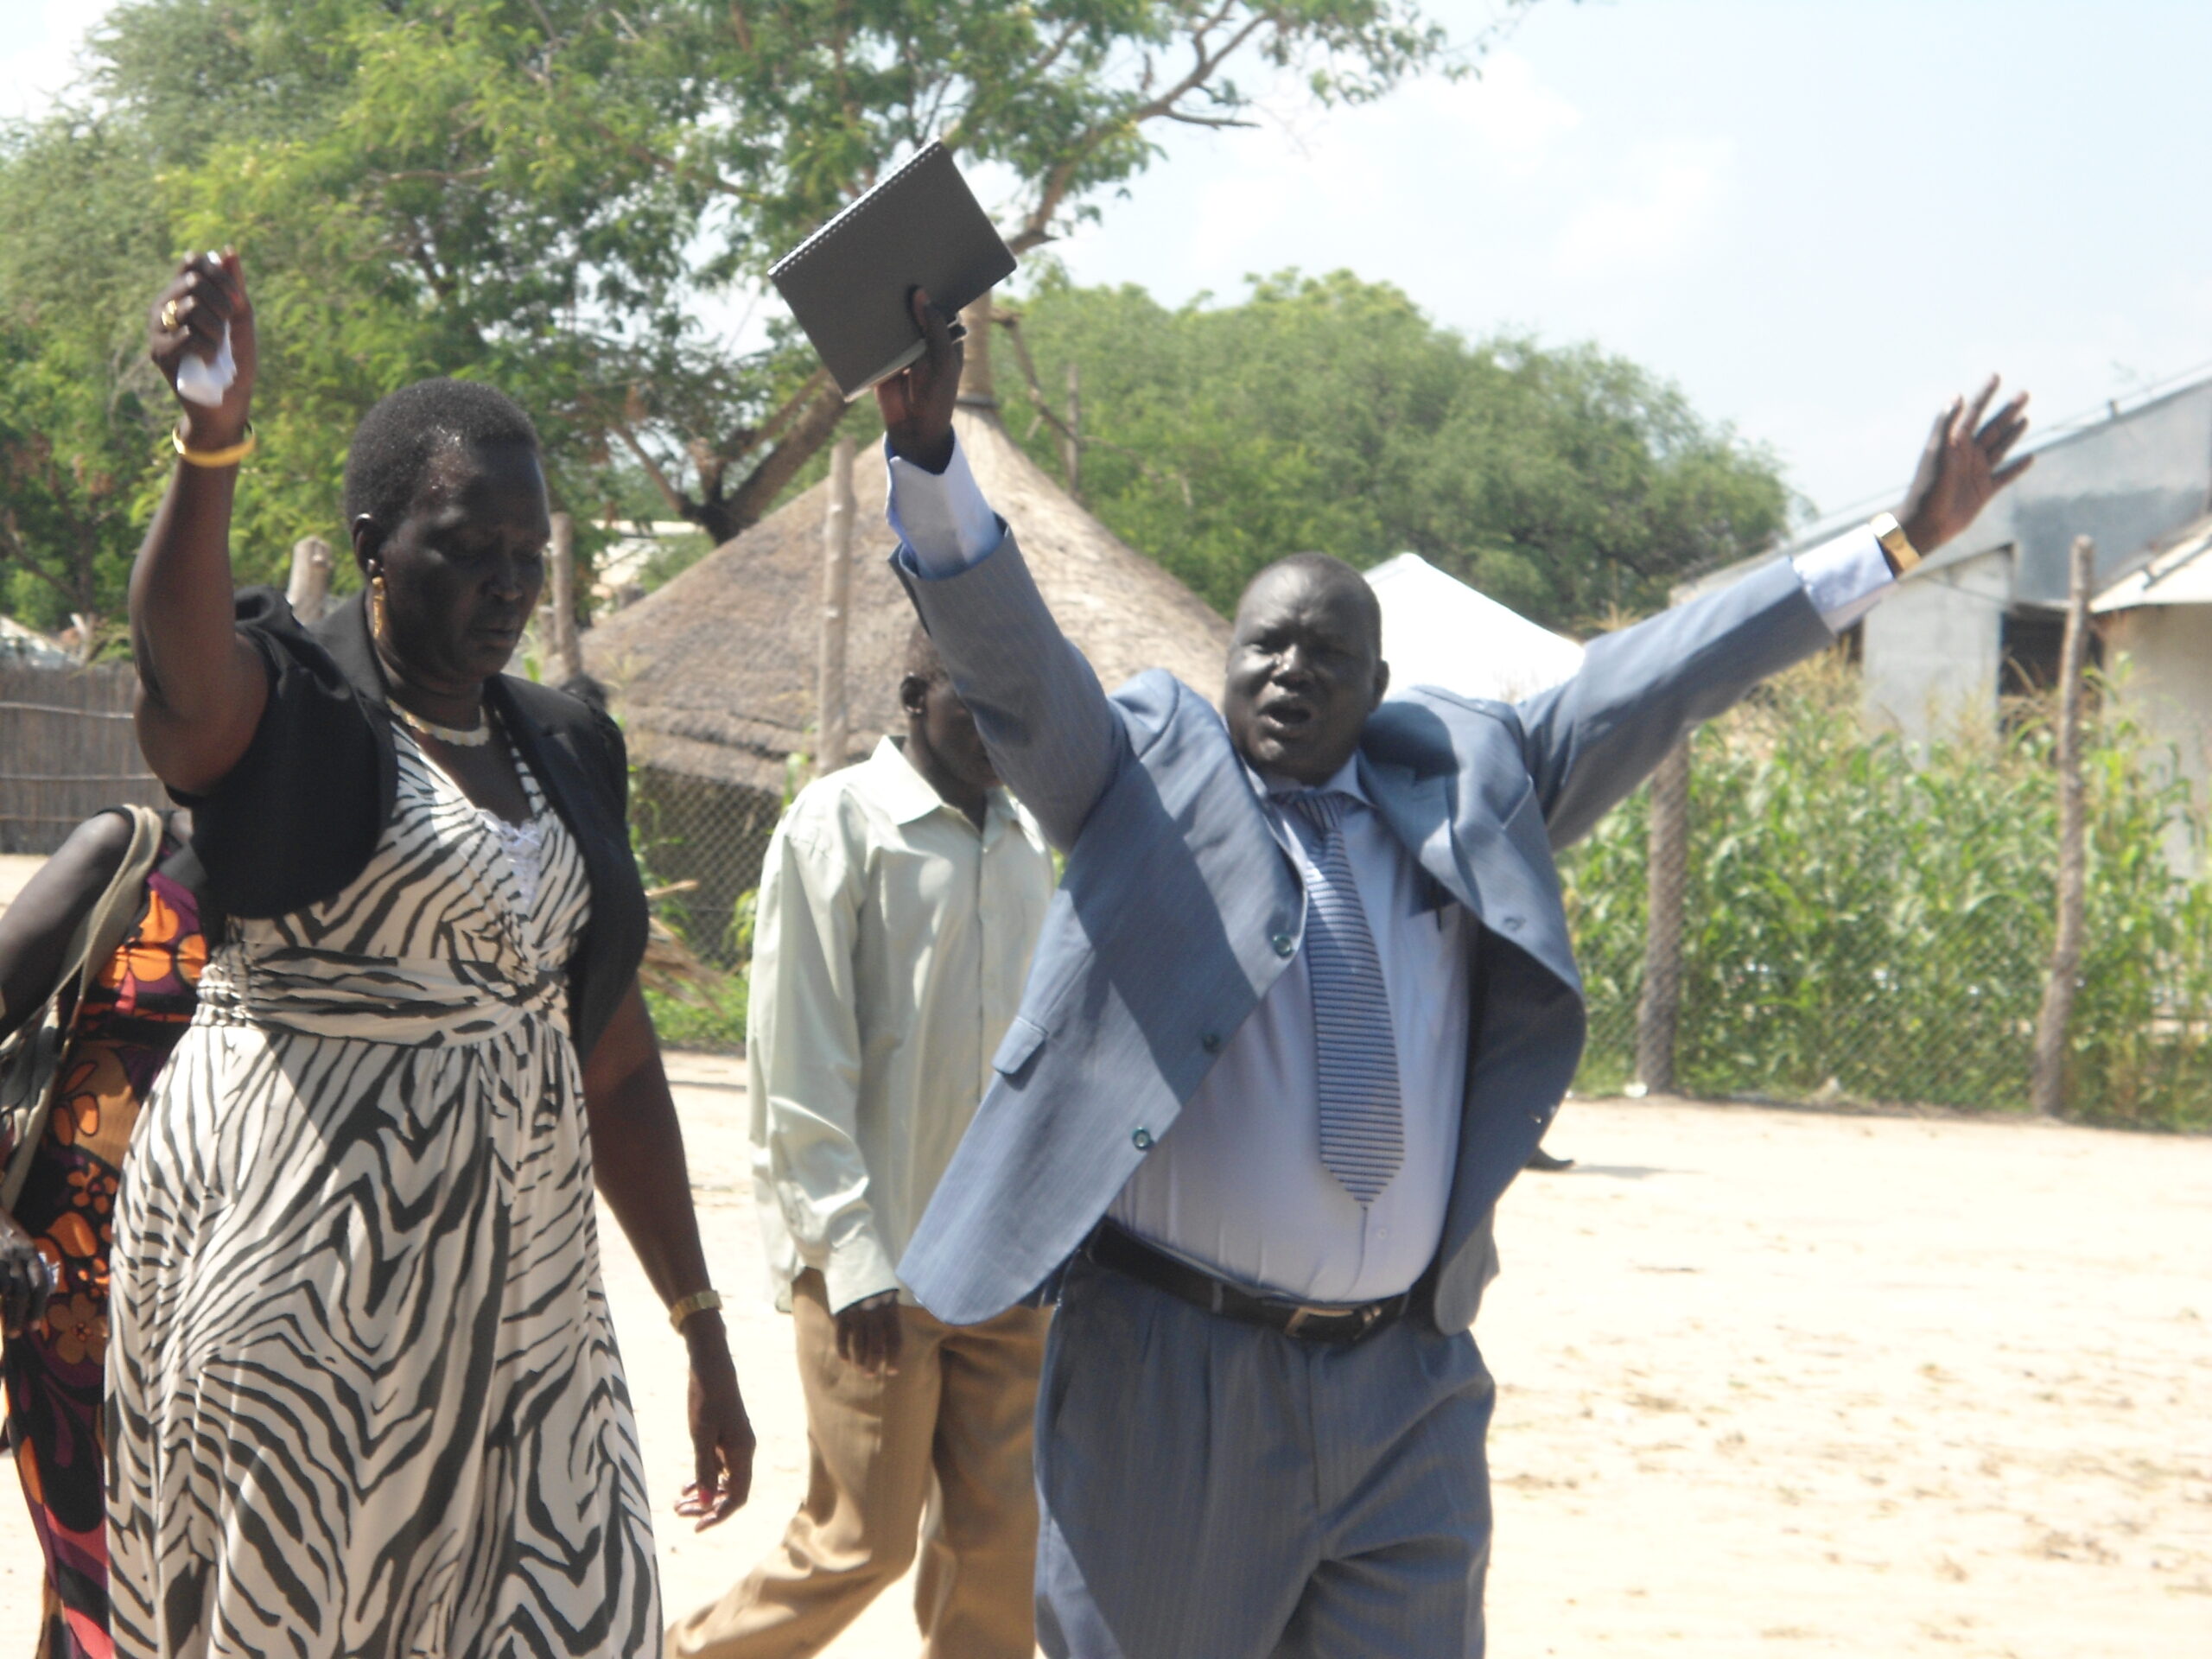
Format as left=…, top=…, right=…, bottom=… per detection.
left=0, top=537, right=86, bottom=610
left=720, top=377, right=852, bottom=531
left=364, top=164, right=495, bottom=186
left=1161, top=110, right=1259, bottom=130
left=719, top=365, right=836, bottom=463
left=0, top=470, right=100, bottom=610
left=609, top=419, right=697, bottom=520
left=998, top=314, right=1193, bottom=508
left=1006, top=10, right=1274, bottom=253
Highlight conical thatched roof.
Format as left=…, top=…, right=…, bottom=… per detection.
left=586, top=407, right=1231, bottom=790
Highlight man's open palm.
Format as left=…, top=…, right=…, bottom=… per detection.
left=1898, top=376, right=2033, bottom=556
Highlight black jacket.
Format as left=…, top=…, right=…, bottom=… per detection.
left=181, top=588, right=649, bottom=1061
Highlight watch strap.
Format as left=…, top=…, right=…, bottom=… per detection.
left=1870, top=511, right=1922, bottom=575
left=668, top=1287, right=725, bottom=1332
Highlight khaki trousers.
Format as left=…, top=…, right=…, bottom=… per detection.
left=667, top=1270, right=1049, bottom=1659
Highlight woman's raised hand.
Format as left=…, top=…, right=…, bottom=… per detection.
left=148, top=249, right=257, bottom=448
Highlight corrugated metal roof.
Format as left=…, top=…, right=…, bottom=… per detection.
left=2092, top=517, right=2212, bottom=611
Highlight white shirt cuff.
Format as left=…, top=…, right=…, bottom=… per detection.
left=1790, top=527, right=1896, bottom=634
left=885, top=432, right=1001, bottom=576
left=823, top=1233, right=902, bottom=1315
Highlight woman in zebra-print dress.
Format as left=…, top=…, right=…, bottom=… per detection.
left=111, top=252, right=757, bottom=1657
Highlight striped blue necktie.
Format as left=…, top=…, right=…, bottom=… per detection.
left=1285, top=789, right=1402, bottom=1206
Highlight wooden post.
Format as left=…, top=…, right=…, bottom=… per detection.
left=1636, top=738, right=1691, bottom=1095
left=815, top=436, right=856, bottom=779
left=1063, top=359, right=1082, bottom=498
left=2031, top=535, right=2097, bottom=1116
left=957, top=296, right=995, bottom=408
left=287, top=536, right=333, bottom=623
left=545, top=512, right=583, bottom=683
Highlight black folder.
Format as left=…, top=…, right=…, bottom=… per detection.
left=769, top=142, right=1017, bottom=401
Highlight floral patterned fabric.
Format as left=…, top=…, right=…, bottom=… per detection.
left=3, top=842, right=206, bottom=1659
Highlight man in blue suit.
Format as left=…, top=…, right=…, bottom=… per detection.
left=868, top=296, right=2031, bottom=1658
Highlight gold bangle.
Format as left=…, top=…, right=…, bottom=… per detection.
left=669, top=1287, right=724, bottom=1332
left=173, top=423, right=256, bottom=469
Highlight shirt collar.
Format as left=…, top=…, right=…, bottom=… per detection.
left=1247, top=752, right=1370, bottom=809
left=865, top=734, right=1014, bottom=830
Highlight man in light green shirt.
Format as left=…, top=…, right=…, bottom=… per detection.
left=668, top=627, right=1056, bottom=1659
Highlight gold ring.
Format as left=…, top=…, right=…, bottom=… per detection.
left=160, top=299, right=181, bottom=331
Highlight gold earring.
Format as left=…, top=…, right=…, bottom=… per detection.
left=370, top=573, right=391, bottom=643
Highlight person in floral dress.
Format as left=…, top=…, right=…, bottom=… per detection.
left=0, top=809, right=210, bottom=1659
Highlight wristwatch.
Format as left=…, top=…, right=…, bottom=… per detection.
left=668, top=1287, right=724, bottom=1332
left=1870, top=511, right=1923, bottom=576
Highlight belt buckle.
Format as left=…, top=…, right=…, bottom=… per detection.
left=1281, top=1301, right=1380, bottom=1341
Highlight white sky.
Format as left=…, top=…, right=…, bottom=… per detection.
left=7, top=0, right=2209, bottom=520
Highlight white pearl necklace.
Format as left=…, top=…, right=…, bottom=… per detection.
left=391, top=700, right=493, bottom=747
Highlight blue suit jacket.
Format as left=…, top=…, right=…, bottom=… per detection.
left=894, top=533, right=1833, bottom=1331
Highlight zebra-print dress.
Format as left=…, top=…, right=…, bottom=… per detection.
left=106, top=721, right=659, bottom=1658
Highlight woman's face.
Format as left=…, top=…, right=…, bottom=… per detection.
left=359, top=438, right=550, bottom=688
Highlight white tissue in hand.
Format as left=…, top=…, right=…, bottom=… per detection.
left=175, top=324, right=236, bottom=408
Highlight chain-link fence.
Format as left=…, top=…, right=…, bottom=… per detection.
left=631, top=765, right=785, bottom=1050
left=1559, top=657, right=2212, bottom=1129
left=626, top=658, right=2212, bottom=1126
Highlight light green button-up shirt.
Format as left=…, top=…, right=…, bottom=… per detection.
left=748, top=734, right=1054, bottom=1313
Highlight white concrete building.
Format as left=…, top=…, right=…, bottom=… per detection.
left=2094, top=519, right=2212, bottom=872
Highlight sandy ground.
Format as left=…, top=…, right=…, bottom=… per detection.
left=0, top=855, right=46, bottom=909
left=2, top=1069, right=2203, bottom=1656
left=0, top=837, right=2206, bottom=1654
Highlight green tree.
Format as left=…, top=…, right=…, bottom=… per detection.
left=14, top=0, right=1497, bottom=586
left=995, top=270, right=1796, bottom=630
left=0, top=116, right=171, bottom=645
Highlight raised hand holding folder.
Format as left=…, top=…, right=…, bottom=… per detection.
left=770, top=143, right=1017, bottom=400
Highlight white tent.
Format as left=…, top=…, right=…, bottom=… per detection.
left=1363, top=551, right=1583, bottom=704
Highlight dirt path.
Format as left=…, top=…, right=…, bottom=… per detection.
left=0, top=854, right=45, bottom=911
left=3, top=1061, right=2206, bottom=1656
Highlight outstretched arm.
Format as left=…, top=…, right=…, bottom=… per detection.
left=1519, top=378, right=2034, bottom=848
left=130, top=251, right=270, bottom=795
left=874, top=294, right=1123, bottom=849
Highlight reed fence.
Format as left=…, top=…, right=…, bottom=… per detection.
left=0, top=664, right=163, bottom=854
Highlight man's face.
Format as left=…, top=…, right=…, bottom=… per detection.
left=1223, top=563, right=1389, bottom=785
left=906, top=672, right=1001, bottom=796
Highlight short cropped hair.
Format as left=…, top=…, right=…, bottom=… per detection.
left=1240, top=552, right=1383, bottom=657
left=904, top=621, right=950, bottom=687
left=343, top=378, right=541, bottom=552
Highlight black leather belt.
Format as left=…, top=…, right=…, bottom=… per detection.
left=1084, top=1223, right=1411, bottom=1345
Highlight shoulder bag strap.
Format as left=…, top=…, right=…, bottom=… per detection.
left=68, top=805, right=168, bottom=1007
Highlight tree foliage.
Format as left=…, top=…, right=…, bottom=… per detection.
left=995, top=270, right=1796, bottom=630
left=0, top=116, right=171, bottom=646
left=0, top=0, right=1491, bottom=644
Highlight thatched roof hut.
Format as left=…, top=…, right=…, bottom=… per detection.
left=586, top=407, right=1231, bottom=791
